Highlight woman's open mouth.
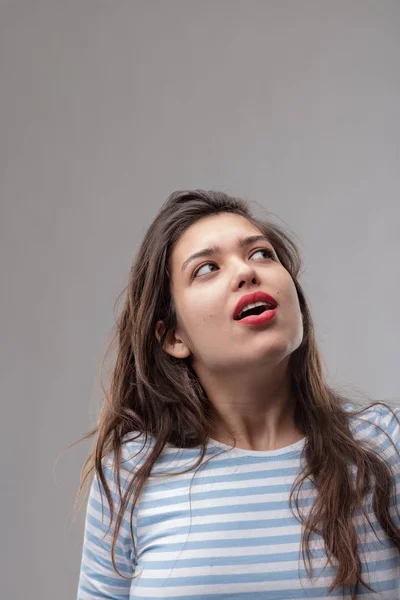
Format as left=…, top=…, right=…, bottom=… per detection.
left=234, top=305, right=278, bottom=326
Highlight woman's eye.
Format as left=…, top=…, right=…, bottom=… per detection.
left=193, top=248, right=274, bottom=278
left=193, top=262, right=217, bottom=278
left=251, top=248, right=275, bottom=260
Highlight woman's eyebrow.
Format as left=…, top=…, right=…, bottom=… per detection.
left=181, top=234, right=271, bottom=273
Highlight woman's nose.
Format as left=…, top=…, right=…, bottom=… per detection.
left=232, top=263, right=260, bottom=288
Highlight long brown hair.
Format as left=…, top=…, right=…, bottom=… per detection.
left=72, top=189, right=400, bottom=598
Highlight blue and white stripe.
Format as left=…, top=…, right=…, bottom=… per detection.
left=77, top=403, right=400, bottom=599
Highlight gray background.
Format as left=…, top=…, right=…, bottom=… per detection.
left=1, top=1, right=399, bottom=599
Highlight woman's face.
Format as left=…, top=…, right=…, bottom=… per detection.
left=159, top=213, right=304, bottom=375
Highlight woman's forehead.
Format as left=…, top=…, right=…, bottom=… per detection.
left=174, top=213, right=263, bottom=257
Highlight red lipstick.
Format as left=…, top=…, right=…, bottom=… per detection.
left=236, top=307, right=277, bottom=326
left=232, top=291, right=278, bottom=326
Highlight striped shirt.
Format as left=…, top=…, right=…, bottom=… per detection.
left=77, top=403, right=400, bottom=599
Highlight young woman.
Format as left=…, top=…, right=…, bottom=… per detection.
left=75, top=189, right=400, bottom=599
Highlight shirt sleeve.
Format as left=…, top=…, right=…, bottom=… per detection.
left=378, top=404, right=400, bottom=527
left=76, top=461, right=136, bottom=600
left=379, top=404, right=400, bottom=461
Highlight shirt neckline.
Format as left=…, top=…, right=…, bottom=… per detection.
left=206, top=435, right=306, bottom=457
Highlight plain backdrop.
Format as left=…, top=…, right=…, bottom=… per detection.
left=1, top=1, right=399, bottom=599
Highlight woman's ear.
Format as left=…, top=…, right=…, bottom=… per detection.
left=155, top=320, right=165, bottom=343
left=155, top=320, right=191, bottom=359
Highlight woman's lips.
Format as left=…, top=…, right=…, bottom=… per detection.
left=232, top=291, right=278, bottom=320
left=235, top=306, right=278, bottom=325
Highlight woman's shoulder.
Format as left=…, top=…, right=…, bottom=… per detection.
left=101, top=430, right=156, bottom=472
left=342, top=401, right=400, bottom=450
